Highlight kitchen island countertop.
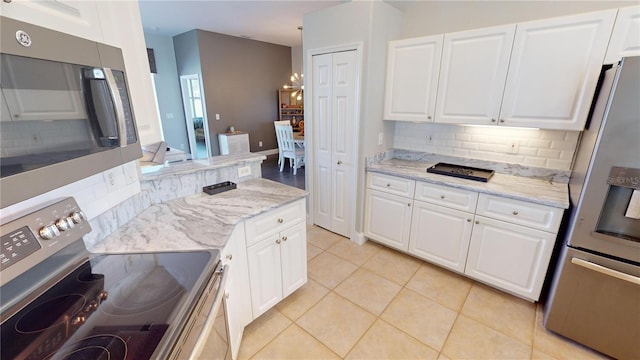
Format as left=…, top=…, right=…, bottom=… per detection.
left=89, top=178, right=308, bottom=253
left=368, top=159, right=569, bottom=209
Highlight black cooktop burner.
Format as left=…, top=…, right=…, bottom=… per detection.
left=427, top=162, right=495, bottom=182
left=1, top=251, right=212, bottom=360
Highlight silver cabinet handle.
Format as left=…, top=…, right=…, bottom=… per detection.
left=277, top=218, right=284, bottom=224
left=571, top=258, right=640, bottom=285
left=407, top=203, right=411, bottom=207
left=386, top=183, right=391, bottom=187
left=491, top=119, right=496, bottom=122
left=226, top=254, right=233, bottom=260
left=276, top=239, right=281, bottom=244
left=427, top=115, right=432, bottom=120
left=512, top=211, right=519, bottom=216
left=282, top=236, right=288, bottom=241
left=475, top=220, right=479, bottom=224
left=337, top=160, right=342, bottom=165
left=500, top=119, right=505, bottom=123
left=440, top=195, right=445, bottom=199
left=467, top=219, right=472, bottom=222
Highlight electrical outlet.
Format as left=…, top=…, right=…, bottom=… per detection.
left=259, top=141, right=263, bottom=147
left=123, top=162, right=138, bottom=185
left=238, top=166, right=251, bottom=177
left=378, top=132, right=384, bottom=145
left=103, top=171, right=117, bottom=192
left=507, top=141, right=520, bottom=154
left=215, top=113, right=221, bottom=120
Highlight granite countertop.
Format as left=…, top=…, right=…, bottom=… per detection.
left=89, top=178, right=308, bottom=253
left=141, top=153, right=266, bottom=179
left=367, top=159, right=569, bottom=209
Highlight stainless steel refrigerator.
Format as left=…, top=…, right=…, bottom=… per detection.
left=544, top=56, right=640, bottom=360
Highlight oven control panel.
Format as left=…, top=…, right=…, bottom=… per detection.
left=0, top=197, right=91, bottom=286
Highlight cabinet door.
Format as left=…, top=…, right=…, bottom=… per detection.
left=0, top=0, right=101, bottom=41
left=604, top=6, right=640, bottom=64
left=435, top=25, right=515, bottom=125
left=364, top=190, right=413, bottom=252
left=221, top=225, right=251, bottom=360
left=384, top=35, right=443, bottom=122
left=500, top=9, right=617, bottom=130
left=279, top=221, right=307, bottom=298
left=247, top=234, right=283, bottom=319
left=465, top=216, right=556, bottom=301
left=409, top=201, right=474, bottom=273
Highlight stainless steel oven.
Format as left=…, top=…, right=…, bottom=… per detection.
left=0, top=197, right=229, bottom=359
left=0, top=17, right=142, bottom=208
left=544, top=57, right=640, bottom=359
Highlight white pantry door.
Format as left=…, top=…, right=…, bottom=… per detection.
left=312, top=50, right=358, bottom=238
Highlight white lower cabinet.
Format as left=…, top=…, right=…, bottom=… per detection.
left=465, top=216, right=556, bottom=300
left=245, top=200, right=307, bottom=319
left=408, top=200, right=474, bottom=273
left=364, top=189, right=413, bottom=252
left=220, top=225, right=252, bottom=360
left=364, top=172, right=563, bottom=301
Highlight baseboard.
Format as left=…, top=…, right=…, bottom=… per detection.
left=351, top=231, right=366, bottom=245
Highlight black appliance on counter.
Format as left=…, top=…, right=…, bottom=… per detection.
left=0, top=198, right=227, bottom=359
left=426, top=163, right=495, bottom=182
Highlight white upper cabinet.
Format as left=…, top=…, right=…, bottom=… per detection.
left=0, top=0, right=102, bottom=41
left=500, top=9, right=617, bottom=130
left=435, top=24, right=516, bottom=126
left=605, top=6, right=640, bottom=64
left=383, top=35, right=443, bottom=122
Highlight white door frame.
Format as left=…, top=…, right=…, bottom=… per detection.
left=305, top=42, right=364, bottom=242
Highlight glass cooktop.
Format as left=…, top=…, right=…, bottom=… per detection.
left=426, top=162, right=495, bottom=182
left=0, top=251, right=215, bottom=360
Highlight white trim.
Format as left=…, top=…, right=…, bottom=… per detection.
left=352, top=232, right=366, bottom=245
left=305, top=42, right=364, bottom=242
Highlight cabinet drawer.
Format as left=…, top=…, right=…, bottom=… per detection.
left=367, top=172, right=415, bottom=198
left=245, top=199, right=306, bottom=246
left=476, top=194, right=563, bottom=233
left=414, top=181, right=478, bottom=212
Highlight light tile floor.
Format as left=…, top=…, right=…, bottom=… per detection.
left=238, top=226, right=609, bottom=360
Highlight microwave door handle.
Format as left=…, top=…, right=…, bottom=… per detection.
left=103, top=68, right=128, bottom=147
left=189, top=264, right=230, bottom=360
left=571, top=257, right=640, bottom=285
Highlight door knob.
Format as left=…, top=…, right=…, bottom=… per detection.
left=337, top=160, right=342, bottom=165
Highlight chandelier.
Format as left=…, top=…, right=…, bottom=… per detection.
left=283, top=26, right=303, bottom=101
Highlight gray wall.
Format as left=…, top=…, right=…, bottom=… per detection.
left=144, top=33, right=189, bottom=152
left=195, top=30, right=292, bottom=156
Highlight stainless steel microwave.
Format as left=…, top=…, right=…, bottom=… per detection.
left=0, top=17, right=142, bottom=208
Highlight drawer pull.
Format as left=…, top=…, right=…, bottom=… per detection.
left=512, top=211, right=519, bottom=216
left=475, top=220, right=480, bottom=224
left=276, top=239, right=281, bottom=244
left=386, top=183, right=391, bottom=187
left=282, top=236, right=288, bottom=242
left=278, top=218, right=284, bottom=224
left=467, top=219, right=472, bottom=222
left=226, top=254, right=233, bottom=260
left=440, top=195, right=445, bottom=199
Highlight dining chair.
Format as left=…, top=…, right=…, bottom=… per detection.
left=274, top=122, right=305, bottom=175
left=274, top=120, right=290, bottom=166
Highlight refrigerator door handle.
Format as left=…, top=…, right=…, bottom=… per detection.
left=571, top=257, right=640, bottom=285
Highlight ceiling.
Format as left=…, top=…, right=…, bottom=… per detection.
left=138, top=0, right=344, bottom=47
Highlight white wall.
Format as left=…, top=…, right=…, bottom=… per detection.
left=394, top=123, right=579, bottom=170
left=303, top=1, right=403, bottom=237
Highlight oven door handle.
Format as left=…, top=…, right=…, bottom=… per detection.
left=189, top=264, right=230, bottom=360
left=571, top=257, right=640, bottom=285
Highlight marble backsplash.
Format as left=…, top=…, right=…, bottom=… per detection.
left=368, top=149, right=571, bottom=183
left=83, top=155, right=265, bottom=249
